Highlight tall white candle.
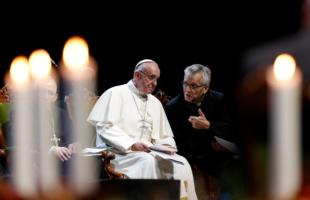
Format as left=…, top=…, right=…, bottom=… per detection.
left=267, top=54, right=302, bottom=199
left=9, top=56, right=36, bottom=197
left=29, top=49, right=59, bottom=194
left=62, top=36, right=97, bottom=195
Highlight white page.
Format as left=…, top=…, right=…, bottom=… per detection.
left=214, top=136, right=239, bottom=154
left=150, top=151, right=184, bottom=165
left=81, top=147, right=109, bottom=154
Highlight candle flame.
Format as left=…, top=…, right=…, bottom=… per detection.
left=63, top=36, right=89, bottom=71
left=10, top=56, right=30, bottom=84
left=273, top=54, right=296, bottom=81
left=29, top=49, right=52, bottom=79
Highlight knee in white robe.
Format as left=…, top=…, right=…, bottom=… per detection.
left=112, top=152, right=197, bottom=200
left=112, top=152, right=159, bottom=179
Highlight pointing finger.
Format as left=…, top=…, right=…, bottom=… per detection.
left=198, top=109, right=205, bottom=118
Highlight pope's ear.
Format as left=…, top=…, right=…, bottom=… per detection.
left=134, top=71, right=142, bottom=80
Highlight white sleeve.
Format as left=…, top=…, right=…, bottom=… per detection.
left=88, top=89, right=136, bottom=152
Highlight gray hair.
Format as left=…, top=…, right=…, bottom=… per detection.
left=184, top=64, right=211, bottom=86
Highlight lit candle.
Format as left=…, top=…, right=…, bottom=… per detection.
left=267, top=54, right=302, bottom=199
left=9, top=56, right=36, bottom=197
left=62, top=36, right=97, bottom=195
left=29, top=49, right=59, bottom=193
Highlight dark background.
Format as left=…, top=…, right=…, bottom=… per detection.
left=0, top=0, right=303, bottom=103
left=0, top=0, right=307, bottom=197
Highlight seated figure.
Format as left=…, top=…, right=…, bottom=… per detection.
left=87, top=59, right=198, bottom=200
left=0, top=78, right=75, bottom=180
left=45, top=77, right=76, bottom=162
left=165, top=64, right=241, bottom=199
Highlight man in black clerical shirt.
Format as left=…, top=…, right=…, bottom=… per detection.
left=165, top=64, right=240, bottom=199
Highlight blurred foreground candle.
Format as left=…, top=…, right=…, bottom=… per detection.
left=267, top=54, right=302, bottom=199
left=29, top=49, right=59, bottom=193
left=62, top=36, right=97, bottom=195
left=9, top=56, right=36, bottom=197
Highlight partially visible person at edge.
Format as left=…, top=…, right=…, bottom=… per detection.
left=5, top=77, right=78, bottom=177
left=87, top=59, right=198, bottom=200
left=45, top=77, right=79, bottom=162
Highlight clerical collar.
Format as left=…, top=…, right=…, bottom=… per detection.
left=127, top=80, right=148, bottom=99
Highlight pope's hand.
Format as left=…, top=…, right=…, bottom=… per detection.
left=131, top=142, right=150, bottom=152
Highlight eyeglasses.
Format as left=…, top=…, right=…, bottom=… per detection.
left=139, top=70, right=158, bottom=82
left=182, top=81, right=206, bottom=90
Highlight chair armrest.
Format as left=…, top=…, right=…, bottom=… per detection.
left=101, top=150, right=125, bottom=179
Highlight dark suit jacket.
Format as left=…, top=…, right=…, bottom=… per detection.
left=165, top=89, right=233, bottom=175
left=53, top=105, right=73, bottom=147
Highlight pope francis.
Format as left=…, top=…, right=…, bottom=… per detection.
left=87, top=59, right=197, bottom=200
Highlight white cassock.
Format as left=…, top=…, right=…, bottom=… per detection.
left=88, top=80, right=197, bottom=200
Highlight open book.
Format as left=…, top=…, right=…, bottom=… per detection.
left=214, top=136, right=239, bottom=154
left=81, top=147, right=110, bottom=156
left=149, top=144, right=177, bottom=155
left=150, top=151, right=184, bottom=165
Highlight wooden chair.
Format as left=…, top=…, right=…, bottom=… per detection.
left=101, top=150, right=125, bottom=179
left=0, top=86, right=10, bottom=103
left=155, top=89, right=171, bottom=106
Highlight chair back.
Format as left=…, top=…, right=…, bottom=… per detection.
left=0, top=85, right=11, bottom=153
left=155, top=89, right=171, bottom=106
